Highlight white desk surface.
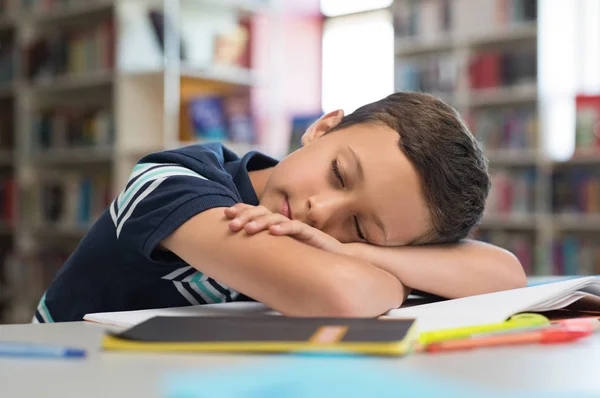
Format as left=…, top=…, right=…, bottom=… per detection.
left=0, top=320, right=599, bottom=397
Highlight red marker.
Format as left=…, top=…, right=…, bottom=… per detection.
left=426, top=328, right=591, bottom=354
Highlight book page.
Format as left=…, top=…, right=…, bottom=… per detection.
left=387, top=276, right=600, bottom=332
left=84, top=302, right=275, bottom=328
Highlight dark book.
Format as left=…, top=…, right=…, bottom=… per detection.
left=104, top=315, right=418, bottom=356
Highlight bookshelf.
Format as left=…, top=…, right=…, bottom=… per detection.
left=393, top=0, right=564, bottom=276
left=0, top=0, right=272, bottom=323
left=394, top=0, right=600, bottom=277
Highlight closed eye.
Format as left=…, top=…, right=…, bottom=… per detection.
left=354, top=216, right=366, bottom=241
left=331, top=159, right=344, bottom=188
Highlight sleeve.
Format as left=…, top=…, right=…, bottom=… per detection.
left=111, top=161, right=239, bottom=261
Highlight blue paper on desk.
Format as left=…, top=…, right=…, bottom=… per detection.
left=163, top=357, right=596, bottom=398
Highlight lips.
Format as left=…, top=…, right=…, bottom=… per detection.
left=282, top=196, right=293, bottom=220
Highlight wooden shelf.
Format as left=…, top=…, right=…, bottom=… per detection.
left=479, top=214, right=538, bottom=229
left=30, top=71, right=113, bottom=92
left=467, top=22, right=537, bottom=47
left=182, top=0, right=270, bottom=15
left=32, top=147, right=114, bottom=164
left=181, top=65, right=256, bottom=87
left=554, top=154, right=600, bottom=167
left=26, top=0, right=113, bottom=24
left=485, top=149, right=538, bottom=167
left=553, top=214, right=600, bottom=232
left=395, top=36, right=456, bottom=57
left=468, top=83, right=537, bottom=107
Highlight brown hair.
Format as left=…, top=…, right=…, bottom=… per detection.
left=328, top=92, right=490, bottom=244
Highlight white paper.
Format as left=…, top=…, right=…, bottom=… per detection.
left=84, top=302, right=276, bottom=328
left=386, top=276, right=600, bottom=332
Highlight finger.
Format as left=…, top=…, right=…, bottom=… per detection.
left=269, top=221, right=314, bottom=241
left=224, top=203, right=252, bottom=219
left=228, top=206, right=271, bottom=231
left=243, top=213, right=290, bottom=234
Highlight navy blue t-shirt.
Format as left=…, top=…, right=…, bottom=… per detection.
left=33, top=143, right=278, bottom=323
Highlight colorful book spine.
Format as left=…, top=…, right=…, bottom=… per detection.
left=553, top=236, right=600, bottom=276
left=35, top=172, right=111, bottom=228
left=575, top=95, right=600, bottom=154
left=26, top=18, right=115, bottom=80
left=470, top=106, right=538, bottom=151
left=395, top=54, right=457, bottom=94
left=33, top=108, right=114, bottom=150
left=469, top=48, right=537, bottom=90
left=552, top=169, right=600, bottom=215
left=486, top=169, right=536, bottom=214
left=182, top=95, right=257, bottom=145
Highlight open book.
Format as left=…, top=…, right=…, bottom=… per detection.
left=84, top=276, right=600, bottom=333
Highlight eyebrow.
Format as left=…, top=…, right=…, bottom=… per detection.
left=347, top=146, right=387, bottom=245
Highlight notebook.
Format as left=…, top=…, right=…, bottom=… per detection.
left=85, top=276, right=600, bottom=333
left=102, top=315, right=419, bottom=356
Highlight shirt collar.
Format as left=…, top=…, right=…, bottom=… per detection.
left=224, top=150, right=278, bottom=206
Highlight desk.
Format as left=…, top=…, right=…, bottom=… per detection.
left=1, top=321, right=599, bottom=397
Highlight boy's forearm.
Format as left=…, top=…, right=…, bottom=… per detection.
left=163, top=208, right=406, bottom=317
left=344, top=240, right=527, bottom=299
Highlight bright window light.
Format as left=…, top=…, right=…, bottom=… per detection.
left=320, top=0, right=393, bottom=17
left=321, top=10, right=394, bottom=114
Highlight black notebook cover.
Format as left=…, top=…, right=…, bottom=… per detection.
left=103, top=316, right=418, bottom=356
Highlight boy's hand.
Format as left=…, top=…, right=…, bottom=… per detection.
left=224, top=204, right=347, bottom=255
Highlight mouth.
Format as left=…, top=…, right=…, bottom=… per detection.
left=281, top=195, right=293, bottom=220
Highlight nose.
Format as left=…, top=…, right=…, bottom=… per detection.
left=306, top=193, right=349, bottom=231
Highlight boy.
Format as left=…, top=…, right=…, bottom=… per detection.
left=34, top=92, right=526, bottom=323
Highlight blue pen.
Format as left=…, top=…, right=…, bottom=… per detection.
left=0, top=342, right=86, bottom=359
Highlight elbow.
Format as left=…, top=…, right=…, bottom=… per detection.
left=500, top=250, right=527, bottom=290
left=315, top=265, right=403, bottom=318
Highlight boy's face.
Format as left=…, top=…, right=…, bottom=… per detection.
left=256, top=111, right=430, bottom=247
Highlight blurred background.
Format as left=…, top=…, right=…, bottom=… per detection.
left=0, top=0, right=598, bottom=323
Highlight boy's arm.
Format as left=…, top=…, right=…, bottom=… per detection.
left=161, top=208, right=406, bottom=317
left=344, top=240, right=527, bottom=299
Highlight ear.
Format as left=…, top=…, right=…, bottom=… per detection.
left=301, top=109, right=345, bottom=146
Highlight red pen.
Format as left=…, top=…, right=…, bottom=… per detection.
left=426, top=328, right=591, bottom=354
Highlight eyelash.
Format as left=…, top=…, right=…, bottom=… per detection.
left=331, top=159, right=366, bottom=241
left=331, top=159, right=344, bottom=188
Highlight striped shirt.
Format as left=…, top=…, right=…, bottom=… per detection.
left=33, top=143, right=278, bottom=323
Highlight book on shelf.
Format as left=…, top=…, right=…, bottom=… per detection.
left=180, top=94, right=257, bottom=146
left=394, top=0, right=536, bottom=42
left=553, top=169, right=600, bottom=215
left=25, top=17, right=114, bottom=81
left=395, top=54, right=457, bottom=94
left=32, top=107, right=114, bottom=152
left=496, top=0, right=537, bottom=25
left=469, top=47, right=536, bottom=91
left=469, top=106, right=537, bottom=151
left=393, top=0, right=452, bottom=40
left=553, top=235, right=600, bottom=276
left=486, top=168, right=536, bottom=215
left=575, top=95, right=600, bottom=155
left=32, top=171, right=111, bottom=229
